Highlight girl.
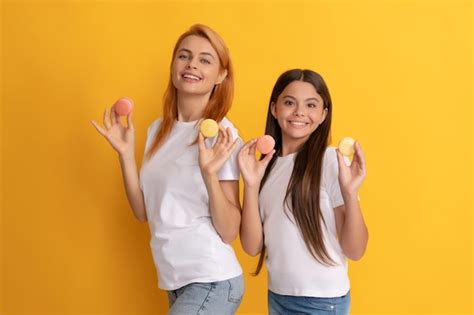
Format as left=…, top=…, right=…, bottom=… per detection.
left=92, top=24, right=244, bottom=314
left=238, top=69, right=368, bottom=314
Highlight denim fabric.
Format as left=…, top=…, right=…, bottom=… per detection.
left=268, top=290, right=350, bottom=315
left=167, top=275, right=244, bottom=315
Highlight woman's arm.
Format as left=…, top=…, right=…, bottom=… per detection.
left=202, top=176, right=241, bottom=244
left=198, top=127, right=242, bottom=243
left=91, top=109, right=147, bottom=222
left=118, top=153, right=147, bottom=222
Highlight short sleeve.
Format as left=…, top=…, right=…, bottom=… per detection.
left=216, top=118, right=241, bottom=181
left=323, top=148, right=351, bottom=208
left=140, top=119, right=161, bottom=190
left=144, top=118, right=161, bottom=153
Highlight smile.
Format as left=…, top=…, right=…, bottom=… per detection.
left=288, top=121, right=309, bottom=128
left=181, top=73, right=202, bottom=81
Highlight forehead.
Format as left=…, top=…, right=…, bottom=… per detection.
left=177, top=35, right=217, bottom=56
left=280, top=81, right=322, bottom=101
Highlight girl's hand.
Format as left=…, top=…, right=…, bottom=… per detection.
left=238, top=138, right=275, bottom=188
left=198, top=126, right=239, bottom=177
left=91, top=107, right=135, bottom=158
left=336, top=141, right=367, bottom=196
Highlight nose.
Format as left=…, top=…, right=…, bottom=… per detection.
left=186, top=57, right=198, bottom=70
left=293, top=104, right=305, bottom=117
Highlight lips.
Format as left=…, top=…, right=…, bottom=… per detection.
left=288, top=120, right=309, bottom=128
left=181, top=72, right=202, bottom=81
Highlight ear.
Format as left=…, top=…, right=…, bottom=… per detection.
left=320, top=108, right=328, bottom=124
left=270, top=102, right=277, bottom=119
left=216, top=69, right=228, bottom=84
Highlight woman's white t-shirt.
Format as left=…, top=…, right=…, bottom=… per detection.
left=139, top=117, right=243, bottom=290
left=259, top=147, right=350, bottom=298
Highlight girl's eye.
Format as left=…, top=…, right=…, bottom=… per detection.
left=308, top=103, right=317, bottom=108
left=201, top=58, right=211, bottom=64
left=178, top=54, right=189, bottom=60
left=284, top=100, right=294, bottom=106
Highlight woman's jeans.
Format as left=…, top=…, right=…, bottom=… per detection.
left=167, top=274, right=244, bottom=315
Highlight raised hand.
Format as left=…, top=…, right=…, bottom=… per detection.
left=238, top=138, right=275, bottom=188
left=198, top=126, right=239, bottom=177
left=90, top=107, right=135, bottom=158
left=336, top=141, right=367, bottom=196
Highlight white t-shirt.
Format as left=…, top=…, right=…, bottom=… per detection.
left=139, top=117, right=243, bottom=290
left=259, top=147, right=350, bottom=298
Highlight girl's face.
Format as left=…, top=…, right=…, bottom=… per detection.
left=171, top=35, right=227, bottom=96
left=271, top=80, right=327, bottom=147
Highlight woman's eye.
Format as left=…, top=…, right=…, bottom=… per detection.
left=201, top=58, right=211, bottom=64
left=178, top=54, right=188, bottom=60
left=308, top=103, right=317, bottom=108
left=284, top=100, right=294, bottom=106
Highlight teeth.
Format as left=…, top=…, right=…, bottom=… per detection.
left=290, top=121, right=307, bottom=126
left=183, top=74, right=201, bottom=81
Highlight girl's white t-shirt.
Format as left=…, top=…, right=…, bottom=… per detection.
left=139, top=117, right=243, bottom=290
left=260, top=147, right=350, bottom=298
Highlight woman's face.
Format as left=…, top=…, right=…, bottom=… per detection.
left=171, top=35, right=227, bottom=96
left=271, top=80, right=327, bottom=146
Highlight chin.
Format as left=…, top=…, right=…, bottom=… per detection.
left=282, top=132, right=306, bottom=140
left=177, top=83, right=212, bottom=95
left=292, top=135, right=312, bottom=141
left=282, top=128, right=308, bottom=138
left=175, top=85, right=199, bottom=94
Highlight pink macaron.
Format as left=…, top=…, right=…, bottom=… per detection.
left=113, top=97, right=134, bottom=116
left=256, top=135, right=275, bottom=155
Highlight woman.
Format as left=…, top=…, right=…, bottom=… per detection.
left=92, top=24, right=244, bottom=314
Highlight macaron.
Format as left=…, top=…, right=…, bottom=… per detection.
left=113, top=97, right=133, bottom=116
left=338, top=137, right=356, bottom=156
left=200, top=119, right=219, bottom=138
left=256, top=135, right=275, bottom=155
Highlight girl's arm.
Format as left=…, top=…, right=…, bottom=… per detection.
left=91, top=109, right=147, bottom=222
left=238, top=139, right=274, bottom=256
left=335, top=142, right=368, bottom=260
left=240, top=182, right=264, bottom=256
left=334, top=197, right=368, bottom=261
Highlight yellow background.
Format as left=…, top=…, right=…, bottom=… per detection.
left=1, top=0, right=472, bottom=314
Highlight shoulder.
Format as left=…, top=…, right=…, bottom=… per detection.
left=219, top=117, right=240, bottom=137
left=323, top=146, right=338, bottom=166
left=219, top=117, right=236, bottom=129
left=146, top=118, right=162, bottom=136
left=321, top=146, right=340, bottom=184
left=322, top=146, right=350, bottom=181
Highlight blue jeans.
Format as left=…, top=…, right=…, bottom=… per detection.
left=268, top=290, right=350, bottom=315
left=167, top=275, right=244, bottom=315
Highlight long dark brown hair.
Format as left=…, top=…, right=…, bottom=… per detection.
left=254, top=69, right=335, bottom=275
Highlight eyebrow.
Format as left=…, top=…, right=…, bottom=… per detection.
left=178, top=48, right=216, bottom=60
left=282, top=95, right=320, bottom=102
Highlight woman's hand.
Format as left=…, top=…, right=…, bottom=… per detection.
left=198, top=126, right=239, bottom=177
left=91, top=107, right=135, bottom=158
left=238, top=138, right=275, bottom=188
left=336, top=141, right=367, bottom=196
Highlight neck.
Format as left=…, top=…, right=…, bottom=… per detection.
left=281, top=134, right=308, bottom=156
left=176, top=91, right=211, bottom=122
